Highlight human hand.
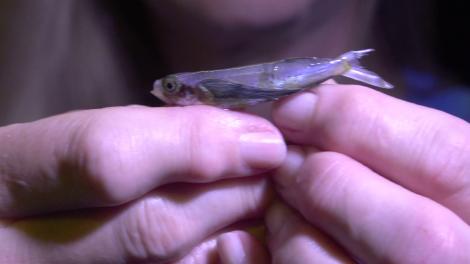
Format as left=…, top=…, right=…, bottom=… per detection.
left=0, top=105, right=285, bottom=263
left=265, top=84, right=470, bottom=263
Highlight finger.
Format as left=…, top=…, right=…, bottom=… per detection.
left=272, top=84, right=470, bottom=221
left=275, top=146, right=470, bottom=263
left=0, top=105, right=285, bottom=217
left=217, top=230, right=268, bottom=264
left=243, top=80, right=337, bottom=121
left=174, top=230, right=269, bottom=264
left=266, top=201, right=353, bottom=264
left=0, top=177, right=272, bottom=263
left=172, top=236, right=218, bottom=264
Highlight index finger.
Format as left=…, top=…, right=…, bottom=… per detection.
left=0, top=105, right=285, bottom=217
left=272, top=84, right=470, bottom=221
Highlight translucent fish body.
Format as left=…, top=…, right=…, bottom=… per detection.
left=151, top=49, right=392, bottom=108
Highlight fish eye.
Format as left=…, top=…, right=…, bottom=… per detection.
left=162, top=77, right=180, bottom=94
left=166, top=82, right=174, bottom=90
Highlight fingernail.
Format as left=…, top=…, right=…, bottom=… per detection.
left=239, top=131, right=285, bottom=169
left=273, top=92, right=318, bottom=131
left=218, top=232, right=246, bottom=264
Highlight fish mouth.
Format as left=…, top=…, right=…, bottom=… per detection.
left=151, top=79, right=168, bottom=103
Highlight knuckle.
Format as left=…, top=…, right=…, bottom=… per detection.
left=183, top=108, right=229, bottom=181
left=71, top=110, right=134, bottom=204
left=118, top=198, right=188, bottom=262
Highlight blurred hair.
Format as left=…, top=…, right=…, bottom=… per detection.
left=0, top=0, right=161, bottom=125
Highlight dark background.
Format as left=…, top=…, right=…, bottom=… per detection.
left=104, top=1, right=470, bottom=90
left=1, top=1, right=468, bottom=124
left=376, top=1, right=470, bottom=85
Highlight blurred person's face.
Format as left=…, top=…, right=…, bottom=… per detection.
left=167, top=0, right=316, bottom=27
left=150, top=0, right=372, bottom=118
left=149, top=0, right=375, bottom=70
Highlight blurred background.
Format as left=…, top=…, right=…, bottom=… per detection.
left=0, top=0, right=469, bottom=125
left=374, top=1, right=470, bottom=121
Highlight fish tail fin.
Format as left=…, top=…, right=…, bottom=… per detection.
left=339, top=49, right=393, bottom=89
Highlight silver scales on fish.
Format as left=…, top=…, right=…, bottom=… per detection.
left=151, top=49, right=393, bottom=108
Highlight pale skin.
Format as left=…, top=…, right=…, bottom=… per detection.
left=1, top=1, right=469, bottom=263
left=0, top=106, right=285, bottom=263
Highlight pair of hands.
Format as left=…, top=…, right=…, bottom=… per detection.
left=0, top=84, right=469, bottom=263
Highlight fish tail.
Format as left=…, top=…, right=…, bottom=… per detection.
left=339, top=49, right=393, bottom=89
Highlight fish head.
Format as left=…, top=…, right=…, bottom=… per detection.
left=151, top=75, right=184, bottom=105
left=151, top=75, right=202, bottom=106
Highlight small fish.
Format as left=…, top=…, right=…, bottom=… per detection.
left=151, top=49, right=392, bottom=108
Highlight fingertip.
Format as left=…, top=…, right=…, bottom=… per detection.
left=159, top=105, right=287, bottom=181
left=218, top=231, right=268, bottom=264
left=322, top=79, right=338, bottom=85
left=272, top=91, right=318, bottom=133
left=218, top=232, right=247, bottom=264
left=239, top=129, right=287, bottom=171
left=272, top=84, right=381, bottom=145
left=198, top=107, right=287, bottom=173
left=265, top=201, right=356, bottom=264
left=274, top=145, right=309, bottom=189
